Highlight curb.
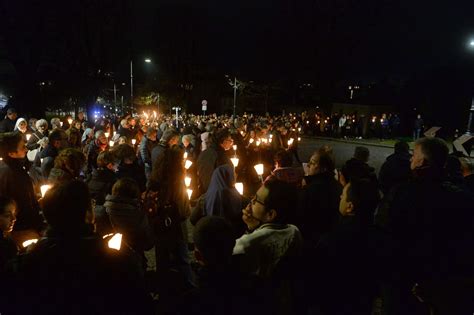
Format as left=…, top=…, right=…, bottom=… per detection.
left=306, top=136, right=397, bottom=149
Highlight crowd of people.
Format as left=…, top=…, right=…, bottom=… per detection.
left=0, top=107, right=473, bottom=314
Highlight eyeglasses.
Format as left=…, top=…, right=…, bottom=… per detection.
left=251, top=196, right=265, bottom=207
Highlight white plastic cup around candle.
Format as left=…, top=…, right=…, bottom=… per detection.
left=269, top=138, right=272, bottom=143
left=233, top=145, right=237, bottom=151
left=131, top=139, right=136, bottom=145
left=298, top=137, right=301, bottom=142
left=113, top=131, right=117, bottom=136
left=269, top=134, right=273, bottom=139
left=231, top=157, right=239, bottom=168
left=256, top=140, right=261, bottom=147
left=184, top=160, right=193, bottom=170
left=183, top=152, right=188, bottom=160
left=22, top=239, right=38, bottom=248
left=108, top=233, right=122, bottom=250
left=26, top=134, right=31, bottom=141
left=249, top=138, right=254, bottom=144
left=254, top=164, right=264, bottom=176
left=185, top=177, right=191, bottom=187
left=60, top=122, right=63, bottom=127
left=109, top=141, right=114, bottom=147
left=67, top=118, right=73, bottom=125
left=104, top=132, right=110, bottom=138
left=235, top=182, right=243, bottom=195
left=40, top=184, right=52, bottom=197
left=187, top=189, right=193, bottom=200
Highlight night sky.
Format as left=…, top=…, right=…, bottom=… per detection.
left=2, top=0, right=474, bottom=128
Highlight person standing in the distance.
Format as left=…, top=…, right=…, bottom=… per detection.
left=413, top=114, right=424, bottom=141
left=0, top=108, right=18, bottom=133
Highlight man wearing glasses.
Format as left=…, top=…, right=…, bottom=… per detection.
left=233, top=178, right=302, bottom=279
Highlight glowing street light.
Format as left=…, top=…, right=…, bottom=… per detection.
left=145, top=58, right=152, bottom=63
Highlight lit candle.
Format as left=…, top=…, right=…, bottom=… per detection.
left=254, top=164, right=264, bottom=176
left=108, top=233, right=122, bottom=250
left=231, top=157, right=239, bottom=168
left=67, top=118, right=73, bottom=125
left=288, top=138, right=294, bottom=146
left=235, top=182, right=244, bottom=195
left=104, top=132, right=110, bottom=138
left=40, top=158, right=44, bottom=164
left=187, top=189, right=193, bottom=200
left=269, top=134, right=273, bottom=139
left=131, top=139, right=136, bottom=145
left=22, top=239, right=38, bottom=248
left=26, top=134, right=31, bottom=141
left=153, top=111, right=157, bottom=118
left=256, top=140, right=261, bottom=147
left=109, top=140, right=114, bottom=147
left=317, top=121, right=320, bottom=124
left=183, top=152, right=188, bottom=160
left=184, top=160, right=193, bottom=170
left=40, top=184, right=52, bottom=197
left=233, top=144, right=237, bottom=151
left=298, top=127, right=301, bottom=132
left=60, top=121, right=63, bottom=127
left=249, top=138, right=254, bottom=144
left=113, top=131, right=117, bottom=136
left=298, top=137, right=301, bottom=142
left=184, top=176, right=191, bottom=187
left=269, top=138, right=272, bottom=143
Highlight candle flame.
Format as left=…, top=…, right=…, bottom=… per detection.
left=40, top=184, right=52, bottom=197
left=131, top=139, right=136, bottom=145
left=231, top=157, right=239, bottom=168
left=185, top=176, right=191, bottom=187
left=26, top=134, right=31, bottom=141
left=249, top=138, right=254, bottom=144
left=184, top=160, right=193, bottom=170
left=235, top=182, right=244, bottom=195
left=109, top=140, right=114, bottom=147
left=22, top=239, right=38, bottom=248
left=108, top=233, right=122, bottom=250
left=104, top=132, right=110, bottom=138
left=233, top=145, right=237, bottom=151
left=183, top=152, right=188, bottom=160
left=187, top=189, right=193, bottom=200
left=254, top=164, right=264, bottom=176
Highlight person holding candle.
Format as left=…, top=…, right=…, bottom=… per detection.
left=48, top=148, right=86, bottom=184
left=190, top=165, right=246, bottom=238
left=13, top=117, right=28, bottom=141
left=87, top=151, right=118, bottom=235
left=0, top=132, right=43, bottom=246
left=196, top=129, right=233, bottom=196
left=138, top=127, right=158, bottom=179
left=26, top=119, right=48, bottom=152
left=148, top=145, right=193, bottom=286
left=104, top=178, right=154, bottom=270
left=151, top=129, right=180, bottom=167
left=113, top=144, right=146, bottom=192
left=0, top=108, right=17, bottom=133
left=7, top=180, right=152, bottom=314
left=265, top=149, right=304, bottom=188
left=84, top=130, right=108, bottom=177
left=0, top=197, right=18, bottom=272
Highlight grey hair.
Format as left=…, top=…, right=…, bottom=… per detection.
left=50, top=117, right=61, bottom=128
left=182, top=134, right=193, bottom=143
left=36, top=119, right=48, bottom=129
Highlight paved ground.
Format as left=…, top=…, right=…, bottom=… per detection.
left=297, top=137, right=396, bottom=174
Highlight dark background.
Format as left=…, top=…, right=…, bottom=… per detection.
left=1, top=0, right=474, bottom=133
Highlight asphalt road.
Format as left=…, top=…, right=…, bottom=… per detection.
left=297, top=137, right=396, bottom=174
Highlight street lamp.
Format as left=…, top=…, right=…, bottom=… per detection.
left=130, top=58, right=152, bottom=112
left=227, top=76, right=242, bottom=119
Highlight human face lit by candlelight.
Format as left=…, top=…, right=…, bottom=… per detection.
left=0, top=202, right=16, bottom=234
left=221, top=136, right=234, bottom=151
left=8, top=138, right=27, bottom=159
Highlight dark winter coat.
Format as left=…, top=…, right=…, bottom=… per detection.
left=104, top=195, right=154, bottom=253
left=0, top=158, right=43, bottom=231
left=378, top=152, right=412, bottom=194
left=116, top=162, right=147, bottom=192
left=196, top=143, right=232, bottom=195
left=0, top=117, right=16, bottom=133
left=139, top=135, right=157, bottom=167
left=7, top=225, right=152, bottom=315
left=297, top=172, right=342, bottom=245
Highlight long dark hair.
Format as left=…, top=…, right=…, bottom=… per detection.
left=149, top=145, right=185, bottom=204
